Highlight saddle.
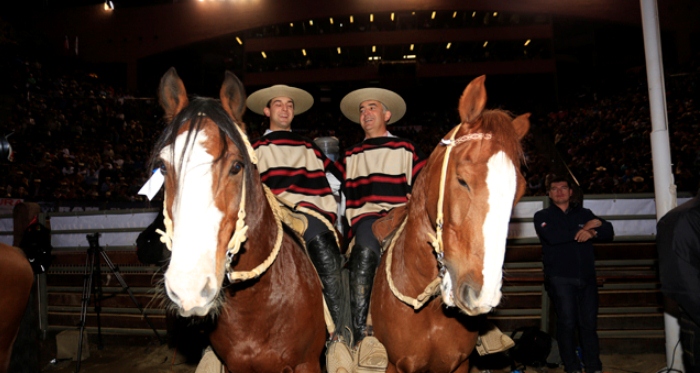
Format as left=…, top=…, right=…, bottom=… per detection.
left=371, top=205, right=408, bottom=251
left=277, top=205, right=308, bottom=239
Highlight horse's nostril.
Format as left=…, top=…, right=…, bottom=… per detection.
left=200, top=275, right=215, bottom=300
left=169, top=289, right=181, bottom=305
left=460, top=283, right=480, bottom=304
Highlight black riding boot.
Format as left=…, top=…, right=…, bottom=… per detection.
left=348, top=244, right=380, bottom=346
left=306, top=231, right=347, bottom=337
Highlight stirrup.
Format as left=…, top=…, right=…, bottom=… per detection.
left=354, top=336, right=388, bottom=373
left=326, top=339, right=354, bottom=373
left=475, top=327, right=515, bottom=356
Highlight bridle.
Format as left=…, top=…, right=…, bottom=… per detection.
left=385, top=122, right=493, bottom=309
left=156, top=114, right=284, bottom=283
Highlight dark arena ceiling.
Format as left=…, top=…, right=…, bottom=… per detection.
left=3, top=0, right=699, bottom=107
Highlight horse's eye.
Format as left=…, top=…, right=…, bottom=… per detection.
left=230, top=161, right=243, bottom=176
left=158, top=162, right=167, bottom=175
left=458, top=178, right=470, bottom=191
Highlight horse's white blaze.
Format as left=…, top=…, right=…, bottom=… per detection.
left=479, top=150, right=517, bottom=310
left=162, top=131, right=224, bottom=316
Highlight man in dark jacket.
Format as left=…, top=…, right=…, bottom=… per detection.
left=657, top=191, right=700, bottom=373
left=534, top=175, right=614, bottom=373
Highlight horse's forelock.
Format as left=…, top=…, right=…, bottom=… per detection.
left=150, top=98, right=251, bottom=174
left=468, top=109, right=524, bottom=164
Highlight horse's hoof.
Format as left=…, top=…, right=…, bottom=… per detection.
left=195, top=346, right=224, bottom=373
left=326, top=340, right=354, bottom=373
left=355, top=336, right=388, bottom=373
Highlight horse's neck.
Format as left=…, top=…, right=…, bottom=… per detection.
left=392, top=204, right=440, bottom=293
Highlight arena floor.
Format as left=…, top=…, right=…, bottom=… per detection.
left=37, top=334, right=669, bottom=373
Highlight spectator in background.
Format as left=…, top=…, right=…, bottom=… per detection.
left=534, top=174, right=614, bottom=373
left=657, top=189, right=700, bottom=373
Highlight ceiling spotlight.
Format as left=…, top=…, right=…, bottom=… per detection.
left=410, top=44, right=414, bottom=51
left=472, top=11, right=476, bottom=18
left=261, top=51, right=267, bottom=59
left=337, top=47, right=341, bottom=54
left=370, top=14, right=374, bottom=22
left=452, top=11, right=457, bottom=18
left=391, top=13, right=395, bottom=21
left=524, top=39, right=531, bottom=46
left=493, top=12, right=498, bottom=17
left=104, top=1, right=114, bottom=10
left=446, top=42, right=451, bottom=49
left=330, top=17, right=334, bottom=25
left=235, top=37, right=242, bottom=45
left=309, top=20, right=314, bottom=26
left=302, top=49, right=307, bottom=56
left=350, top=15, right=354, bottom=23
left=483, top=41, right=489, bottom=48
left=431, top=11, right=436, bottom=20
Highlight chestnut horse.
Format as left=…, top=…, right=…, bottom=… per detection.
left=0, top=243, right=34, bottom=373
left=153, top=68, right=326, bottom=372
left=370, top=76, right=530, bottom=372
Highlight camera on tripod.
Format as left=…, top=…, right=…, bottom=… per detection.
left=75, top=231, right=161, bottom=372
left=86, top=233, right=100, bottom=248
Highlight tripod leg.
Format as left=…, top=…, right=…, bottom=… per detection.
left=75, top=247, right=97, bottom=373
left=93, top=253, right=104, bottom=350
left=99, top=249, right=163, bottom=344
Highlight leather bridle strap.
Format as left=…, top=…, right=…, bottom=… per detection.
left=385, top=123, right=493, bottom=309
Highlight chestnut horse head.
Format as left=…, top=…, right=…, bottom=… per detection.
left=419, top=75, right=529, bottom=316
left=152, top=68, right=256, bottom=317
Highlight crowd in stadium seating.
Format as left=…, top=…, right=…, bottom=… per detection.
left=1, top=52, right=698, bottom=205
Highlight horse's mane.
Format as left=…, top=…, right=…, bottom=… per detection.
left=149, top=97, right=256, bottom=196
left=467, top=109, right=525, bottom=164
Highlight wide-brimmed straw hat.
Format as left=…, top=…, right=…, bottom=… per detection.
left=246, top=85, right=314, bottom=115
left=340, top=88, right=406, bottom=125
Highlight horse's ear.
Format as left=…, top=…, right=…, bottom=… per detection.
left=220, top=71, right=247, bottom=132
left=458, top=75, right=487, bottom=124
left=512, top=113, right=531, bottom=140
left=158, top=67, right=189, bottom=122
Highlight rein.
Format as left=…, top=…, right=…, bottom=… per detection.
left=385, top=123, right=493, bottom=309
left=156, top=115, right=284, bottom=283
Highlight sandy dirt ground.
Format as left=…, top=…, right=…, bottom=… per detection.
left=38, top=333, right=669, bottom=373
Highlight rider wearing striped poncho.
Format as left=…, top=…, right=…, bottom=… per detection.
left=247, top=85, right=346, bottom=348
left=337, top=88, right=426, bottom=369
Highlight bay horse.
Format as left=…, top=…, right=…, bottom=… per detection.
left=0, top=243, right=34, bottom=373
left=370, top=76, right=530, bottom=372
left=153, top=68, right=326, bottom=372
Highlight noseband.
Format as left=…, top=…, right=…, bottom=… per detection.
left=385, top=122, right=492, bottom=309
left=156, top=115, right=284, bottom=283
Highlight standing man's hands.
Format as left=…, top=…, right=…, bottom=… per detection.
left=575, top=228, right=597, bottom=242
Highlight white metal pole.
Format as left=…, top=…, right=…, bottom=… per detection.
left=639, top=0, right=681, bottom=371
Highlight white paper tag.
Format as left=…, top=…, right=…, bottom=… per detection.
left=138, top=168, right=165, bottom=201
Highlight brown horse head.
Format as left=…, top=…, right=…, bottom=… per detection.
left=422, top=75, right=529, bottom=316
left=152, top=68, right=254, bottom=317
